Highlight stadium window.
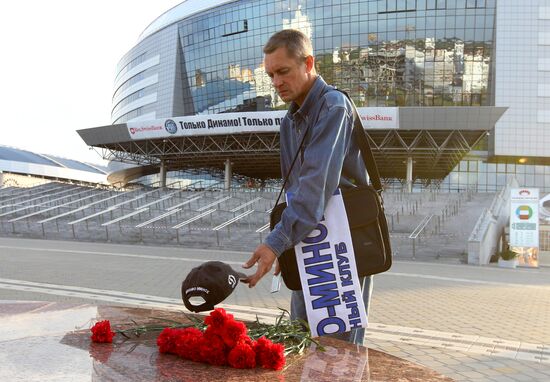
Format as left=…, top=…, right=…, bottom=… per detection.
left=426, top=0, right=436, bottom=10
left=114, top=72, right=146, bottom=100
left=381, top=0, right=416, bottom=13
left=115, top=52, right=147, bottom=81
left=466, top=0, right=476, bottom=8
left=222, top=20, right=248, bottom=37
left=436, top=0, right=446, bottom=9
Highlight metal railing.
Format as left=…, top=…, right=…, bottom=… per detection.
left=409, top=214, right=434, bottom=259
left=213, top=209, right=255, bottom=245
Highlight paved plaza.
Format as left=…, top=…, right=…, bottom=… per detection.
left=0, top=236, right=549, bottom=381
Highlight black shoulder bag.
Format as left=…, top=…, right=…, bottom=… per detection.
left=269, top=90, right=392, bottom=290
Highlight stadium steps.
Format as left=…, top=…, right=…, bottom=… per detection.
left=0, top=185, right=496, bottom=262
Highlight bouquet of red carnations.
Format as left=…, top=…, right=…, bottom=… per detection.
left=90, top=308, right=288, bottom=370
left=156, top=308, right=285, bottom=370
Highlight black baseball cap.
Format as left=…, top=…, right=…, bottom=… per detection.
left=181, top=261, right=246, bottom=313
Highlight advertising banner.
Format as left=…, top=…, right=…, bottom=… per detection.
left=126, top=108, right=399, bottom=140
left=289, top=189, right=367, bottom=338
left=126, top=111, right=286, bottom=139
left=510, top=188, right=539, bottom=248
left=356, top=107, right=399, bottom=130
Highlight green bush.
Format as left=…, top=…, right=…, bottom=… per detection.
left=499, top=249, right=517, bottom=261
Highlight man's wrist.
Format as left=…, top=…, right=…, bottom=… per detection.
left=264, top=232, right=288, bottom=258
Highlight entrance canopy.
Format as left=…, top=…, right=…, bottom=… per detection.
left=78, top=106, right=506, bottom=184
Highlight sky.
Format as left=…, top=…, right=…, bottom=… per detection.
left=0, top=0, right=184, bottom=165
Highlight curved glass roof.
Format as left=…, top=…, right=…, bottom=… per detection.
left=0, top=145, right=107, bottom=174
left=45, top=155, right=107, bottom=174
left=139, top=0, right=233, bottom=42
left=0, top=146, right=59, bottom=167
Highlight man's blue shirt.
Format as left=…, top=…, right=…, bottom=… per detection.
left=265, top=76, right=369, bottom=256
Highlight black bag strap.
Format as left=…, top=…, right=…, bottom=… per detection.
left=273, top=88, right=383, bottom=207
left=273, top=121, right=311, bottom=208
left=337, top=89, right=383, bottom=193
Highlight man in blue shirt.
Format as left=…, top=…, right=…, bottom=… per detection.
left=243, top=29, right=373, bottom=345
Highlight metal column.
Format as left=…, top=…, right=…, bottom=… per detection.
left=224, top=159, right=232, bottom=191
left=160, top=161, right=167, bottom=188
left=406, top=156, right=413, bottom=193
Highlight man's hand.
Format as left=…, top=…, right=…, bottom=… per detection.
left=242, top=244, right=278, bottom=287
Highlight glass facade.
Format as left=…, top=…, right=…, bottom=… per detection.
left=112, top=0, right=550, bottom=193
left=443, top=155, right=550, bottom=193
left=173, top=0, right=495, bottom=115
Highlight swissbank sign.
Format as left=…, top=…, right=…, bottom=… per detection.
left=357, top=107, right=399, bottom=129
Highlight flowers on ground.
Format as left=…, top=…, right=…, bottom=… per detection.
left=156, top=308, right=285, bottom=370
left=90, top=320, right=115, bottom=343
left=254, top=336, right=286, bottom=370
left=90, top=308, right=318, bottom=371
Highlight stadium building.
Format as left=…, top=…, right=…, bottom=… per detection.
left=78, top=0, right=550, bottom=192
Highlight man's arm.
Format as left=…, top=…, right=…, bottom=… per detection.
left=265, top=101, right=353, bottom=256
left=243, top=95, right=353, bottom=286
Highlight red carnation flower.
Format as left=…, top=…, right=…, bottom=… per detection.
left=175, top=327, right=204, bottom=362
left=237, top=335, right=254, bottom=347
left=228, top=342, right=256, bottom=369
left=221, top=319, right=247, bottom=348
left=90, top=320, right=115, bottom=343
left=200, top=332, right=228, bottom=366
left=156, top=327, right=184, bottom=354
left=204, top=325, right=220, bottom=338
left=254, top=337, right=286, bottom=370
left=253, top=336, right=272, bottom=354
left=204, top=308, right=234, bottom=334
left=263, top=342, right=285, bottom=370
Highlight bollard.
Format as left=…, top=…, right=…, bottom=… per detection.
left=412, top=238, right=416, bottom=260
left=72, top=224, right=75, bottom=238
left=176, top=229, right=180, bottom=244
left=41, top=223, right=45, bottom=237
left=105, top=226, right=109, bottom=241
